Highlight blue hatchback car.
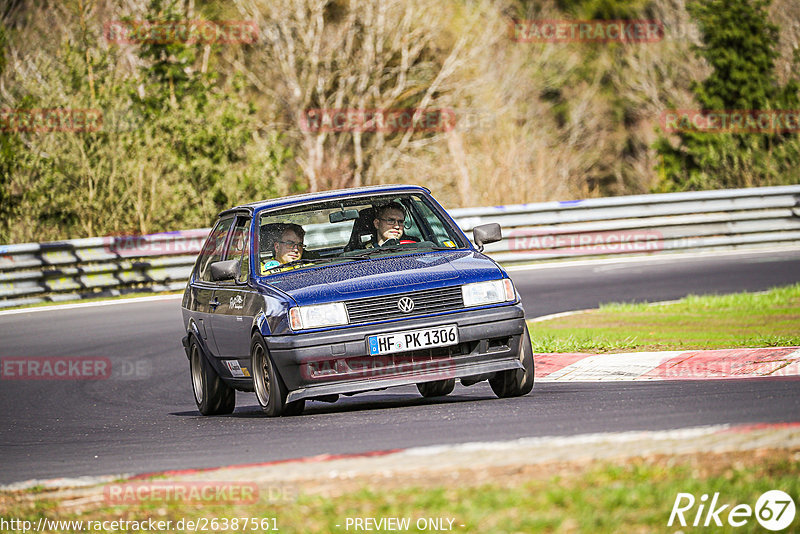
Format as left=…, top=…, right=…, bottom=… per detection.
left=181, top=185, right=533, bottom=416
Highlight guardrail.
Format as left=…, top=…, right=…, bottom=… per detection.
left=1, top=185, right=799, bottom=308
left=0, top=230, right=208, bottom=309
left=473, top=184, right=800, bottom=262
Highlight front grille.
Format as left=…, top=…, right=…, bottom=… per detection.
left=345, top=286, right=464, bottom=324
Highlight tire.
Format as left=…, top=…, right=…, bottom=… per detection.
left=251, top=333, right=304, bottom=417
left=489, top=325, right=535, bottom=398
left=189, top=339, right=235, bottom=415
left=417, top=379, right=456, bottom=398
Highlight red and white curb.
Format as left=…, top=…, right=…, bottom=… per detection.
left=535, top=347, right=800, bottom=381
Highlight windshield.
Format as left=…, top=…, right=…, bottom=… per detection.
left=256, top=193, right=466, bottom=275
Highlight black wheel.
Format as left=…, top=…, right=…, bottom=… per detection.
left=417, top=378, right=456, bottom=398
left=489, top=325, right=535, bottom=398
left=189, top=339, right=235, bottom=415
left=251, top=334, right=304, bottom=417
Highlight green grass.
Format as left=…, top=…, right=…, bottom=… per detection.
left=529, top=283, right=800, bottom=353
left=2, top=452, right=797, bottom=533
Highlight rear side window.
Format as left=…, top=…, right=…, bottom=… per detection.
left=222, top=217, right=251, bottom=284
left=196, top=217, right=234, bottom=282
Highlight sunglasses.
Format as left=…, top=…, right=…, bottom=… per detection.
left=379, top=218, right=405, bottom=226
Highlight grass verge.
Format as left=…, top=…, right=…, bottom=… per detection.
left=1, top=449, right=797, bottom=533
left=528, top=283, right=800, bottom=353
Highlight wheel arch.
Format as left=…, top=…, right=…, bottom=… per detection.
left=254, top=310, right=272, bottom=338
left=184, top=319, right=213, bottom=361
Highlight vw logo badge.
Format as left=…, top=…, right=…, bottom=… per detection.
left=397, top=297, right=415, bottom=313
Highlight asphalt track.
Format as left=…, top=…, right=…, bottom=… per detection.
left=1, top=248, right=799, bottom=485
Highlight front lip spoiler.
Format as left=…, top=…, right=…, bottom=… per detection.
left=285, top=358, right=521, bottom=403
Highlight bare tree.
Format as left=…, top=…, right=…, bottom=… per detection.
left=232, top=0, right=496, bottom=204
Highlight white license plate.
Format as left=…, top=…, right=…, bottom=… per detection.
left=367, top=325, right=458, bottom=355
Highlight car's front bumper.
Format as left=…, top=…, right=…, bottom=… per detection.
left=263, top=303, right=527, bottom=402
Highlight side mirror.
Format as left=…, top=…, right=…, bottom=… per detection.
left=473, top=223, right=502, bottom=252
left=209, top=259, right=240, bottom=282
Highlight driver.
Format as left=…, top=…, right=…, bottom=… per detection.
left=261, top=223, right=305, bottom=272
left=371, top=202, right=416, bottom=247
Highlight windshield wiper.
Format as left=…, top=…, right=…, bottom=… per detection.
left=267, top=246, right=455, bottom=272
left=264, top=256, right=365, bottom=274
left=347, top=246, right=409, bottom=258
left=300, top=256, right=366, bottom=264
left=419, top=245, right=456, bottom=250
left=351, top=243, right=458, bottom=256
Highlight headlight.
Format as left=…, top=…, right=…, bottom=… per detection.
left=289, top=302, right=349, bottom=330
left=462, top=279, right=516, bottom=307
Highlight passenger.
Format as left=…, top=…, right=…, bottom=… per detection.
left=371, top=202, right=416, bottom=247
left=262, top=223, right=305, bottom=272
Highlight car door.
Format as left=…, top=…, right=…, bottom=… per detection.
left=208, top=216, right=258, bottom=359
left=189, top=216, right=235, bottom=357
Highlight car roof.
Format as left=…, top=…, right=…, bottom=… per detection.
left=218, top=184, right=431, bottom=218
